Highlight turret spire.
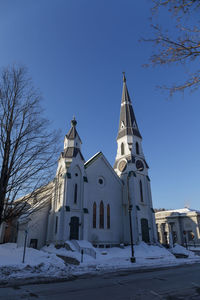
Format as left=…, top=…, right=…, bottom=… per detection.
left=117, top=73, right=142, bottom=140
left=63, top=117, right=84, bottom=161
left=66, top=116, right=81, bottom=141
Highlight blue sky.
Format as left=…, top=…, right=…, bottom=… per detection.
left=1, top=0, right=200, bottom=209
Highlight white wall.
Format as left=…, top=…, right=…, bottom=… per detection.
left=86, top=155, right=123, bottom=245
left=17, top=202, right=50, bottom=249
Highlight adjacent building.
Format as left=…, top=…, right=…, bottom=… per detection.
left=155, top=208, right=200, bottom=247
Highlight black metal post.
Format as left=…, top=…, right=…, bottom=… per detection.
left=22, top=230, right=28, bottom=263
left=81, top=249, right=84, bottom=263
left=127, top=174, right=136, bottom=263
left=185, top=236, right=188, bottom=249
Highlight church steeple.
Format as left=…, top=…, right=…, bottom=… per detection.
left=117, top=73, right=142, bottom=140
left=114, top=74, right=145, bottom=173
left=63, top=117, right=84, bottom=161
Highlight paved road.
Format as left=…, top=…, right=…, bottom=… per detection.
left=1, top=264, right=200, bottom=299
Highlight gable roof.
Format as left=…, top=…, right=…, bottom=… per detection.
left=84, top=152, right=103, bottom=169
left=84, top=151, right=122, bottom=185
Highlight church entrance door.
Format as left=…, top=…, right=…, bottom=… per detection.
left=70, top=216, right=79, bottom=240
left=141, top=218, right=150, bottom=243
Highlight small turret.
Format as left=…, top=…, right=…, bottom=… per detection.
left=63, top=117, right=84, bottom=162
left=64, top=116, right=82, bottom=150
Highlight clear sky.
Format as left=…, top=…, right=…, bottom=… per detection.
left=1, top=0, right=200, bottom=210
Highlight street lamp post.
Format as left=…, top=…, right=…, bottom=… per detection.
left=127, top=172, right=136, bottom=263
left=183, top=231, right=188, bottom=249
left=22, top=229, right=28, bottom=263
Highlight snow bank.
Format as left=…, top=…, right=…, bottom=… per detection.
left=170, top=244, right=195, bottom=257
left=83, top=242, right=177, bottom=271
left=0, top=243, right=70, bottom=280
left=0, top=242, right=199, bottom=282
left=43, top=244, right=81, bottom=261
left=75, top=240, right=95, bottom=249
left=42, top=243, right=94, bottom=262
left=134, top=242, right=174, bottom=259
left=42, top=242, right=199, bottom=272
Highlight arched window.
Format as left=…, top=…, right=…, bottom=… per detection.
left=136, top=142, right=139, bottom=155
left=107, top=204, right=110, bottom=229
left=54, top=179, right=58, bottom=209
left=74, top=184, right=78, bottom=204
left=99, top=201, right=104, bottom=229
left=93, top=202, right=96, bottom=228
left=140, top=180, right=143, bottom=202
left=121, top=143, right=124, bottom=155
left=58, top=184, right=62, bottom=203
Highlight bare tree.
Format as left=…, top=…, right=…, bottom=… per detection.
left=145, top=0, right=200, bottom=95
left=0, top=65, right=59, bottom=225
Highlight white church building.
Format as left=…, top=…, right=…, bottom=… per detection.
left=16, top=74, right=157, bottom=249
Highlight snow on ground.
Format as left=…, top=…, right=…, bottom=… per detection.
left=42, top=241, right=200, bottom=275
left=170, top=243, right=196, bottom=257
left=74, top=243, right=187, bottom=274
left=0, top=242, right=200, bottom=283
left=42, top=243, right=83, bottom=261
left=0, top=243, right=71, bottom=281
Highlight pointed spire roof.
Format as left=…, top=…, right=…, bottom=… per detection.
left=63, top=117, right=84, bottom=161
left=66, top=116, right=82, bottom=143
left=117, top=73, right=142, bottom=140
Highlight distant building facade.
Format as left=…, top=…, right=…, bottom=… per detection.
left=3, top=74, right=157, bottom=249
left=155, top=208, right=200, bottom=247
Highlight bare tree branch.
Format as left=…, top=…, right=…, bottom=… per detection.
left=152, top=0, right=200, bottom=15
left=145, top=0, right=200, bottom=95
left=0, top=65, right=60, bottom=224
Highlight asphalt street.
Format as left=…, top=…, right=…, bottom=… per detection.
left=1, top=263, right=200, bottom=299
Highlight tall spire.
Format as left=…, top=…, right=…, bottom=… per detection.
left=117, top=73, right=142, bottom=140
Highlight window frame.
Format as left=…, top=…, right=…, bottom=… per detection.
left=74, top=183, right=78, bottom=204
left=121, top=143, right=124, bottom=155
left=93, top=202, right=97, bottom=228
left=139, top=180, right=143, bottom=202
left=136, top=142, right=139, bottom=155
left=99, top=201, right=104, bottom=229
left=107, top=204, right=110, bottom=229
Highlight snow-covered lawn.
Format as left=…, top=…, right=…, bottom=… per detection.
left=0, top=242, right=200, bottom=283
left=170, top=244, right=196, bottom=257
left=42, top=241, right=200, bottom=275
left=0, top=243, right=71, bottom=281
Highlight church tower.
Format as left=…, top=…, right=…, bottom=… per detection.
left=114, top=73, right=157, bottom=244
left=114, top=73, right=144, bottom=174
left=47, top=117, right=88, bottom=244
